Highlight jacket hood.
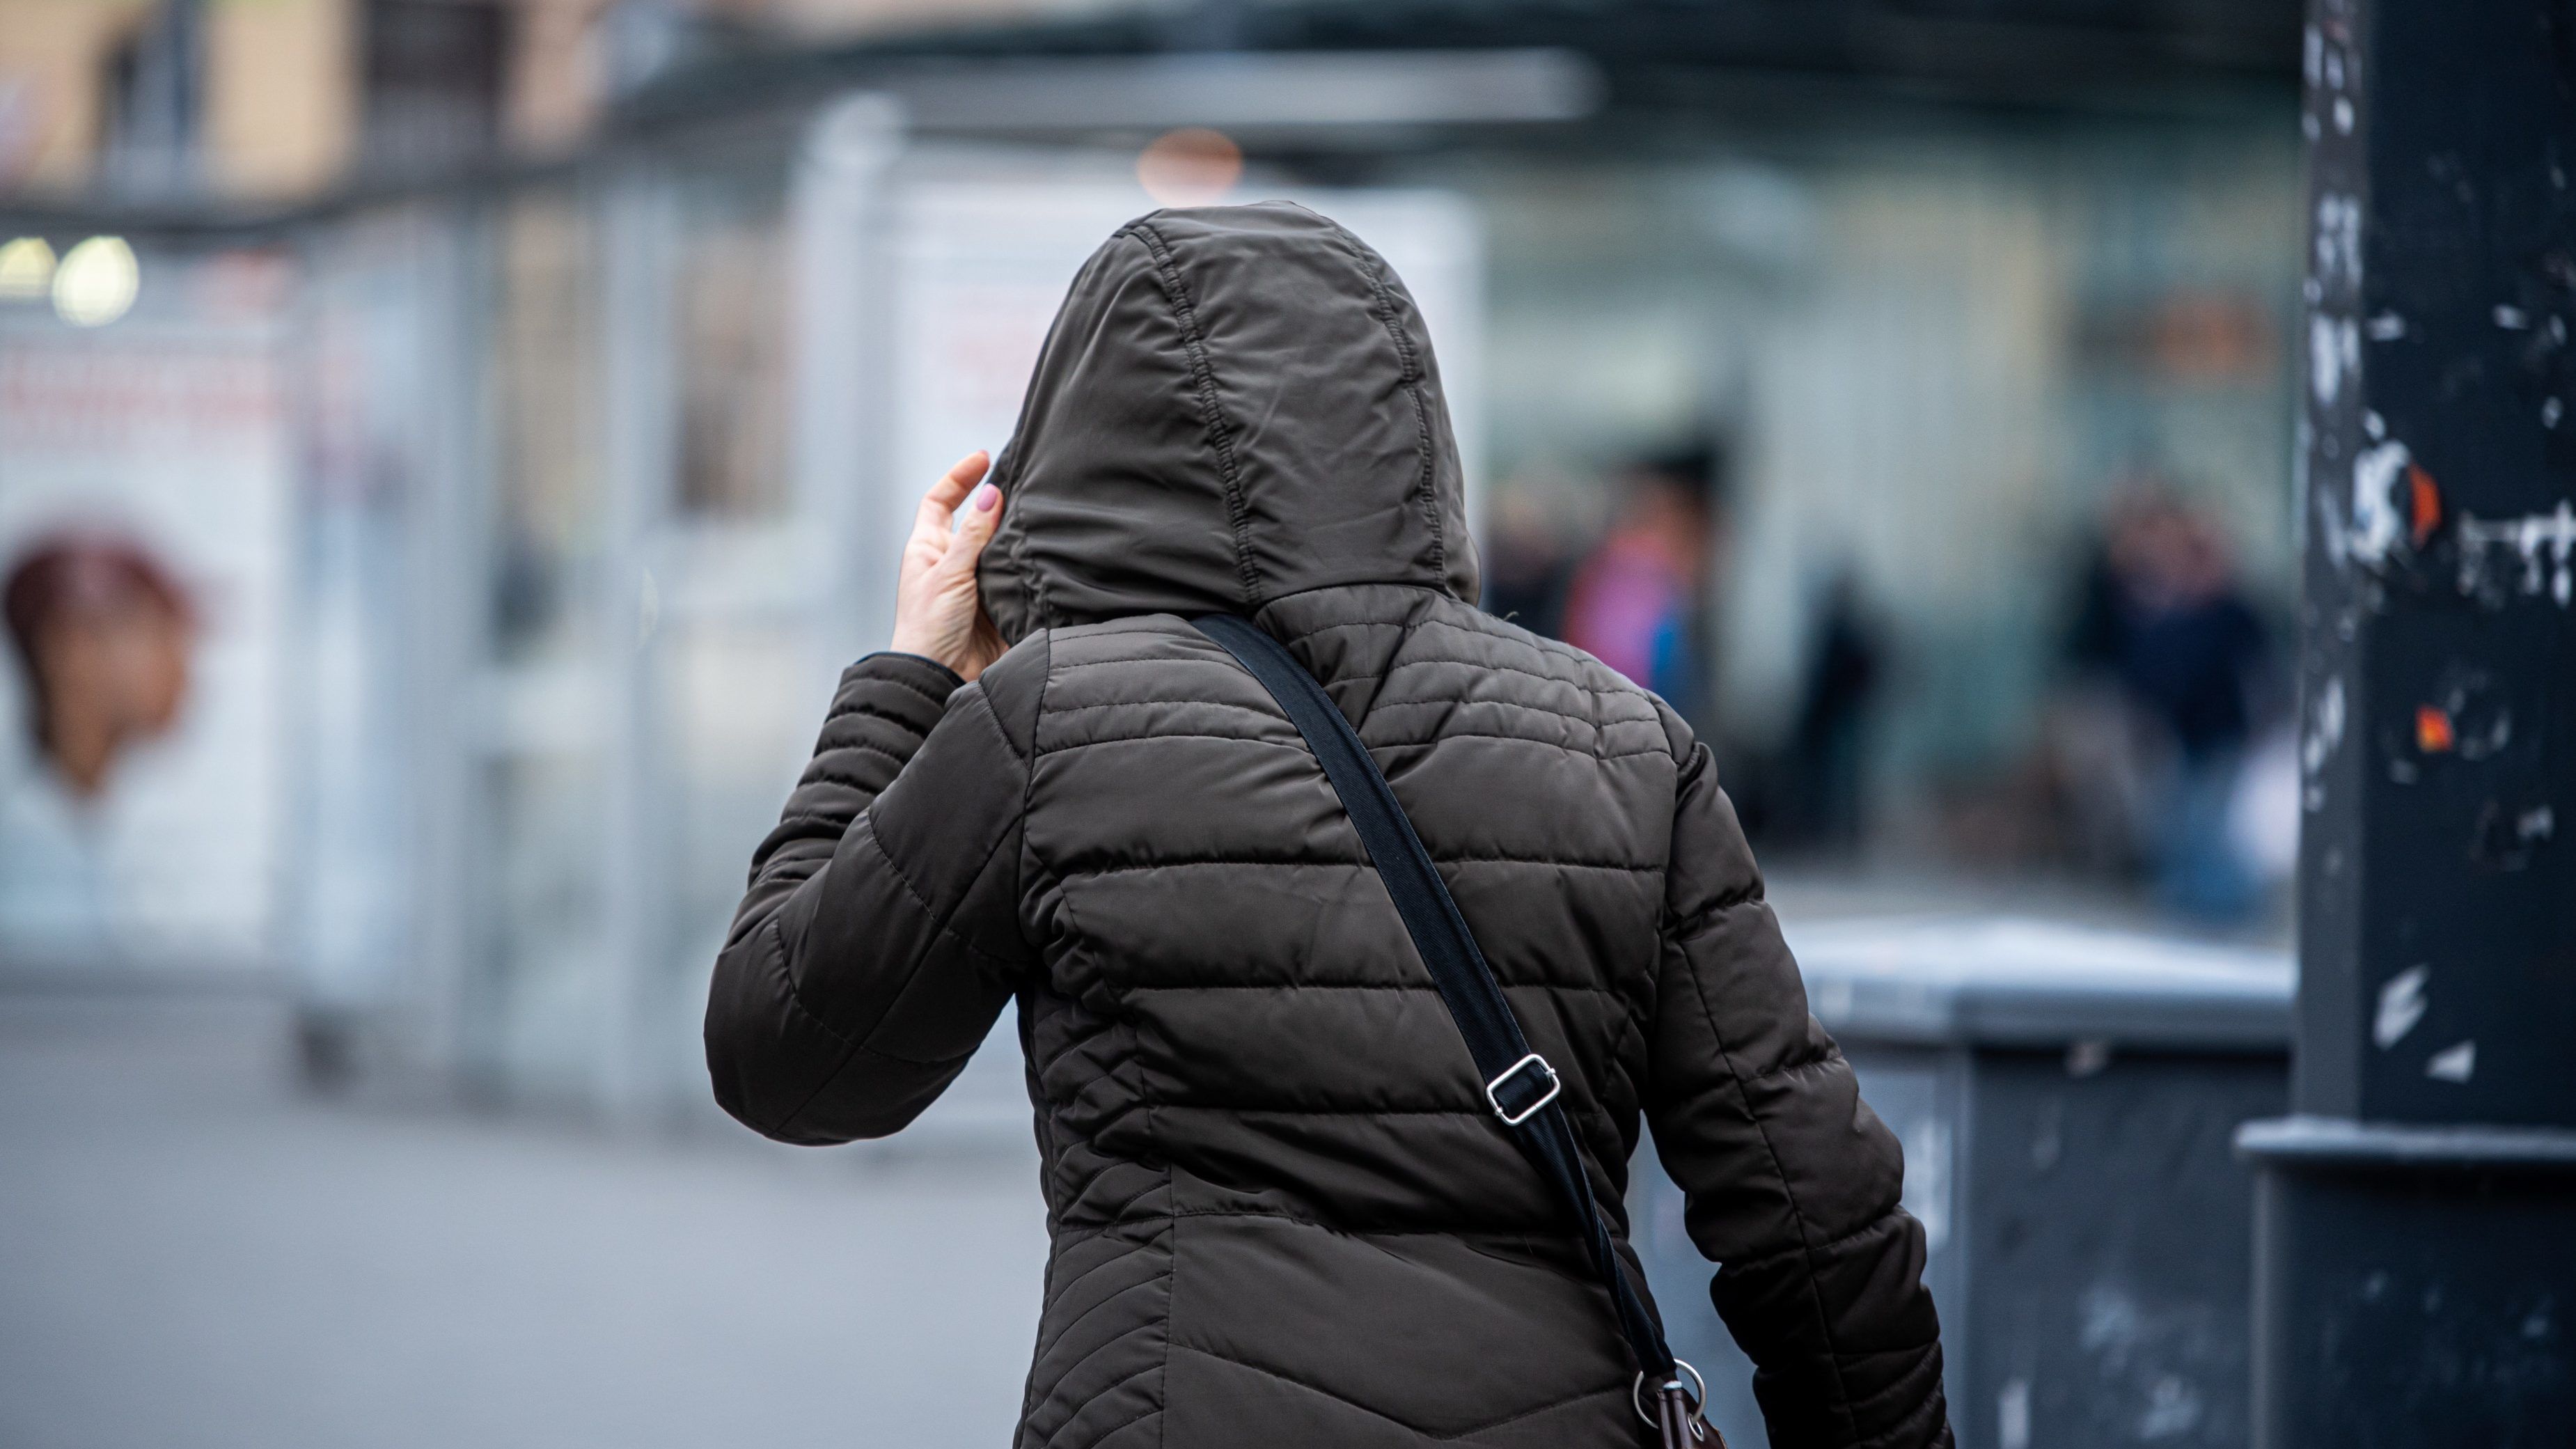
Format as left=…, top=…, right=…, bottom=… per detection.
left=978, top=202, right=1478, bottom=642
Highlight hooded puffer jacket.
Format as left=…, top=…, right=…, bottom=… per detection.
left=706, top=202, right=1949, bottom=1449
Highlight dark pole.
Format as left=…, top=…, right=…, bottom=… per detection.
left=2238, top=0, right=2576, bottom=1443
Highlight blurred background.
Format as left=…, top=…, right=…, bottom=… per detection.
left=0, top=3, right=2314, bottom=1447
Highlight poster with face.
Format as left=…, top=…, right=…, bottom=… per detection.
left=0, top=244, right=291, bottom=969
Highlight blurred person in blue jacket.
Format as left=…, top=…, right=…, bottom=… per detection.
left=2061, top=487, right=2276, bottom=920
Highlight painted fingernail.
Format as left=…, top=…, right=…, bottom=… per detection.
left=971, top=483, right=1000, bottom=512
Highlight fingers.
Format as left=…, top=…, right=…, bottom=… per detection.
left=913, top=451, right=990, bottom=535
left=932, top=450, right=991, bottom=502
left=934, top=479, right=1005, bottom=578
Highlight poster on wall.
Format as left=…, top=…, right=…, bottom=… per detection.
left=0, top=246, right=292, bottom=969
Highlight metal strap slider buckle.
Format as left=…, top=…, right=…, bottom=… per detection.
left=1484, top=1052, right=1562, bottom=1126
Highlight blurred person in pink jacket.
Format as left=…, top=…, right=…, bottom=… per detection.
left=1562, top=446, right=1722, bottom=728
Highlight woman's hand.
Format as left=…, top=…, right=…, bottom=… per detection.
left=889, top=451, right=1008, bottom=682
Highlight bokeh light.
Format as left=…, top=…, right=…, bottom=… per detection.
left=0, top=237, right=56, bottom=300
left=1136, top=128, right=1243, bottom=207
left=53, top=236, right=139, bottom=327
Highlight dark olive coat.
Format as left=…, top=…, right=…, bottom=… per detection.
left=705, top=203, right=1949, bottom=1449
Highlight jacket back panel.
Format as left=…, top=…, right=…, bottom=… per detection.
left=1007, top=585, right=1675, bottom=1448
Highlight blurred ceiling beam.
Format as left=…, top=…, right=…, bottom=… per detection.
left=858, top=49, right=1604, bottom=136
left=0, top=0, right=2302, bottom=235
left=618, top=0, right=2302, bottom=132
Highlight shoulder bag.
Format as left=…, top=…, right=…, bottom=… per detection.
left=1191, top=614, right=1720, bottom=1449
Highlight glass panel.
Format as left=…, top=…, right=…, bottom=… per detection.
left=670, top=157, right=793, bottom=518
left=293, top=217, right=434, bottom=1017
left=471, top=751, right=607, bottom=1101
left=465, top=187, right=610, bottom=1100
left=491, top=194, right=603, bottom=663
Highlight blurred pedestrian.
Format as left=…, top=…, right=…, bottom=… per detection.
left=2057, top=487, right=2275, bottom=918
left=705, top=205, right=1948, bottom=1449
left=1478, top=483, right=1576, bottom=639
left=1560, top=445, right=1725, bottom=730
left=1780, top=567, right=1884, bottom=849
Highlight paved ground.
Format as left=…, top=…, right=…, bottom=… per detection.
left=0, top=881, right=2270, bottom=1449
left=0, top=994, right=1049, bottom=1449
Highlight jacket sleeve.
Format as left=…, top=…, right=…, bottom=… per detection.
left=705, top=650, right=1036, bottom=1145
left=1644, top=735, right=1950, bottom=1449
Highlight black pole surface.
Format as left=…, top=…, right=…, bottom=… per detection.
left=2239, top=0, right=2576, bottom=1443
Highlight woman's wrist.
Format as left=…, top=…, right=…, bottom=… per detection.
left=864, top=650, right=966, bottom=689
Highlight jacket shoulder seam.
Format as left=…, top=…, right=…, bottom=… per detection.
left=1365, top=730, right=1674, bottom=762
left=1041, top=696, right=1283, bottom=720
left=1381, top=652, right=1651, bottom=704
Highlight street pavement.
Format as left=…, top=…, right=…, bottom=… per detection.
left=0, top=993, right=1049, bottom=1449
left=0, top=875, right=2255, bottom=1449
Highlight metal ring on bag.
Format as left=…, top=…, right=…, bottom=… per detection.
left=1631, top=1359, right=1709, bottom=1425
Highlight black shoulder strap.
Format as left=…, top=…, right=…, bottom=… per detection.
left=1191, top=613, right=1680, bottom=1386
